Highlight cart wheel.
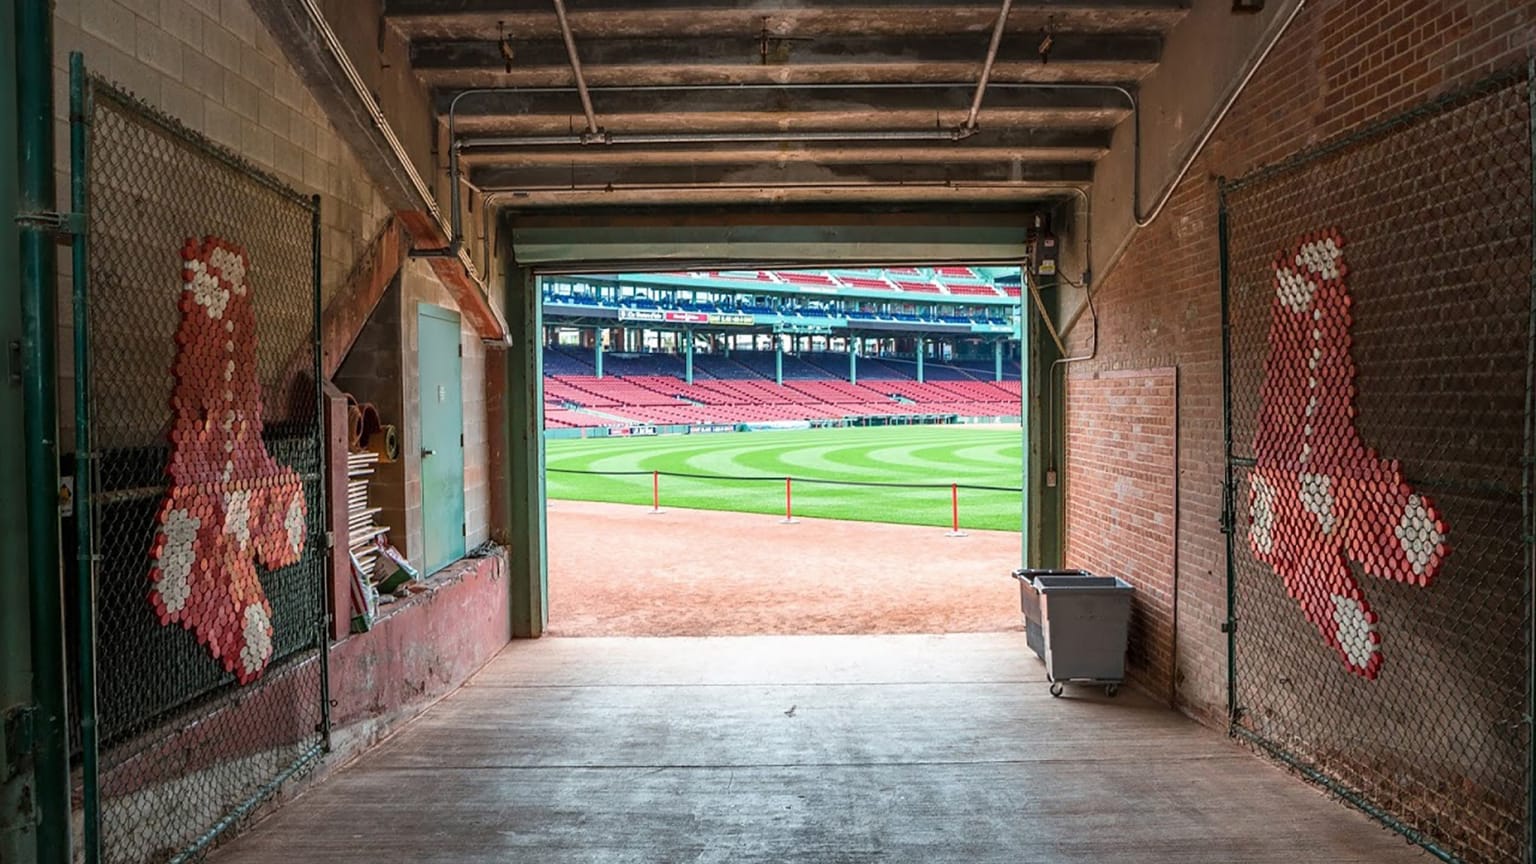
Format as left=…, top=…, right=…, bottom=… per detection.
left=1049, top=682, right=1064, bottom=698
left=1105, top=684, right=1119, bottom=698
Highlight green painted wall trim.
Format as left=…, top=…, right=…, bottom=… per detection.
left=1018, top=271, right=1064, bottom=570
left=504, top=262, right=548, bottom=637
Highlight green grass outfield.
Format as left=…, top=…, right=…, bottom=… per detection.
left=545, top=425, right=1023, bottom=531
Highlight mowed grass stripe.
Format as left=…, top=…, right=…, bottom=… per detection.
left=546, top=426, right=1023, bottom=531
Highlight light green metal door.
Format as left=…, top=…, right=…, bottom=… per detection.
left=418, top=303, right=465, bottom=574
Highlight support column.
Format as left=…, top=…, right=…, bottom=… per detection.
left=916, top=337, right=925, bottom=383
left=774, top=337, right=784, bottom=386
left=2, top=0, right=41, bottom=859
left=848, top=337, right=857, bottom=385
left=593, top=327, right=604, bottom=378
left=994, top=340, right=1004, bottom=382
left=496, top=262, right=547, bottom=638
left=684, top=328, right=694, bottom=385
left=15, top=0, right=70, bottom=859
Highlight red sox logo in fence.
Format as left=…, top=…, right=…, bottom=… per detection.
left=1248, top=229, right=1449, bottom=679
left=147, top=236, right=307, bottom=685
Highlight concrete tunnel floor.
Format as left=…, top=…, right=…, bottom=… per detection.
left=211, top=633, right=1423, bottom=863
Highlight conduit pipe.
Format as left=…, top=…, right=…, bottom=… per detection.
left=551, top=0, right=600, bottom=138
left=293, top=0, right=485, bottom=291
left=963, top=0, right=1014, bottom=133
left=1056, top=0, right=1306, bottom=339
left=1132, top=0, right=1306, bottom=228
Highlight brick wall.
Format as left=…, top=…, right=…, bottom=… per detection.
left=1065, top=370, right=1177, bottom=700
left=1065, top=0, right=1536, bottom=725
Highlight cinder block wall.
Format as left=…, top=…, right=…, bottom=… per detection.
left=1065, top=0, right=1536, bottom=724
left=52, top=0, right=390, bottom=303
left=334, top=279, right=408, bottom=552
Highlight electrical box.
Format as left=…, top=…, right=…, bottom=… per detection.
left=1030, top=232, right=1059, bottom=277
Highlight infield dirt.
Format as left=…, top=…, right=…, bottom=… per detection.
left=548, top=499, right=1025, bottom=636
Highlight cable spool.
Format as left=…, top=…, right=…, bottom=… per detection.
left=365, top=424, right=399, bottom=463
left=346, top=398, right=364, bottom=451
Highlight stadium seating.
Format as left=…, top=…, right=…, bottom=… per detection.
left=542, top=350, right=1022, bottom=429
left=540, top=268, right=1020, bottom=429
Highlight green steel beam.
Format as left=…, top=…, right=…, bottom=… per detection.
left=0, top=0, right=36, bottom=858
left=15, top=0, right=70, bottom=860
left=684, top=328, right=693, bottom=385
left=1035, top=288, right=1064, bottom=569
left=593, top=327, right=603, bottom=378
left=504, top=260, right=547, bottom=637
left=1019, top=267, right=1034, bottom=570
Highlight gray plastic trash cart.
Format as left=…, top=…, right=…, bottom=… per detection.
left=1011, top=569, right=1133, bottom=697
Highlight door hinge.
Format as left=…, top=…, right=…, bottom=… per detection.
left=461, top=523, right=467, bottom=537
left=16, top=210, right=85, bottom=237
left=458, top=343, right=464, bottom=357
left=324, top=530, right=335, bottom=549
left=460, top=433, right=465, bottom=447
left=1219, top=476, right=1236, bottom=535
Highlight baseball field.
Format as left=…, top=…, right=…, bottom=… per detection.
left=545, top=425, right=1024, bottom=532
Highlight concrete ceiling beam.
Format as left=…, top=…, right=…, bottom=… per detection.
left=450, top=108, right=1126, bottom=135
left=417, top=60, right=1154, bottom=88
left=384, top=1, right=1189, bottom=40
left=410, top=33, right=1161, bottom=90
left=437, top=84, right=1131, bottom=118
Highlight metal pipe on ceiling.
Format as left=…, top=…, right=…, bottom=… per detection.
left=447, top=82, right=1132, bottom=255
left=962, top=0, right=1014, bottom=133
left=550, top=0, right=601, bottom=138
left=292, top=0, right=489, bottom=310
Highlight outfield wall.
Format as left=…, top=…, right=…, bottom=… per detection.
left=543, top=414, right=1022, bottom=440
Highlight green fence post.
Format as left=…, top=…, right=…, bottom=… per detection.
left=68, top=52, right=101, bottom=864
left=1217, top=182, right=1239, bottom=728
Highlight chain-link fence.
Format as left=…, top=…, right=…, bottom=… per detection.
left=78, top=72, right=328, bottom=863
left=1220, top=67, right=1533, bottom=864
